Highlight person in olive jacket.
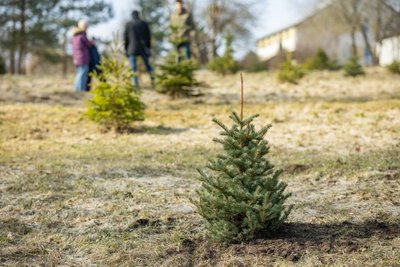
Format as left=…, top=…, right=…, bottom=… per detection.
left=170, top=0, right=194, bottom=60
left=124, top=10, right=154, bottom=86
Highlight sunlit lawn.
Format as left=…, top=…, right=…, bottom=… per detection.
left=0, top=69, right=399, bottom=266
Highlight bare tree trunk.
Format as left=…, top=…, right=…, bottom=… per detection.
left=8, top=50, right=15, bottom=74
left=351, top=28, right=358, bottom=57
left=17, top=0, right=26, bottom=74
left=8, top=4, right=17, bottom=75
left=360, top=25, right=379, bottom=65
left=17, top=48, right=25, bottom=74
left=337, top=0, right=361, bottom=58
left=211, top=37, right=218, bottom=58
left=208, top=0, right=220, bottom=60
left=62, top=32, right=68, bottom=78
left=374, top=0, right=383, bottom=46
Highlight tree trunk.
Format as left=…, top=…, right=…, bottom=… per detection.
left=360, top=25, right=379, bottom=65
left=17, top=47, right=25, bottom=74
left=9, top=5, right=17, bottom=75
left=62, top=32, right=68, bottom=78
left=351, top=28, right=358, bottom=57
left=211, top=37, right=218, bottom=59
left=17, top=0, right=26, bottom=74
left=208, top=1, right=220, bottom=60
left=8, top=50, right=15, bottom=75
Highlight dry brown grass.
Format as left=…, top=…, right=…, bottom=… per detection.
left=0, top=69, right=399, bottom=266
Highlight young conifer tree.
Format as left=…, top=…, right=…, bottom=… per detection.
left=155, top=26, right=199, bottom=98
left=304, top=49, right=336, bottom=71
left=86, top=36, right=145, bottom=132
left=192, top=75, right=292, bottom=242
left=207, top=33, right=238, bottom=76
left=277, top=54, right=305, bottom=84
left=155, top=52, right=199, bottom=98
left=387, top=61, right=400, bottom=75
left=343, top=57, right=365, bottom=77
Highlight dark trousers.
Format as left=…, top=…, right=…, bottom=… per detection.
left=128, top=54, right=154, bottom=86
left=177, top=42, right=191, bottom=61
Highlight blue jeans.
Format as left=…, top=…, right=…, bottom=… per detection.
left=177, top=42, right=191, bottom=61
left=74, top=65, right=89, bottom=92
left=128, top=55, right=154, bottom=86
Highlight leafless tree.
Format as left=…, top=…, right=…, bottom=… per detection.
left=332, top=0, right=363, bottom=57
left=202, top=0, right=256, bottom=59
left=330, top=0, right=400, bottom=64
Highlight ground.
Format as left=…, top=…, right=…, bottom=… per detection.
left=0, top=69, right=399, bottom=266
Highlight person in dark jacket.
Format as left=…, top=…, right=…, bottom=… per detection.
left=89, top=43, right=101, bottom=75
left=71, top=20, right=94, bottom=92
left=86, top=43, right=101, bottom=91
left=124, top=10, right=154, bottom=86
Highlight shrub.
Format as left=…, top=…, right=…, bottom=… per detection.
left=207, top=34, right=238, bottom=76
left=277, top=56, right=305, bottom=84
left=244, top=61, right=267, bottom=73
left=387, top=61, right=400, bottom=75
left=303, top=49, right=340, bottom=71
left=192, top=112, right=292, bottom=242
left=155, top=52, right=199, bottom=98
left=343, top=57, right=365, bottom=77
left=239, top=51, right=267, bottom=73
left=86, top=39, right=145, bottom=132
left=329, top=59, right=342, bottom=71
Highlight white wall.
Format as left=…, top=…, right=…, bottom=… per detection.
left=378, top=36, right=400, bottom=66
left=257, top=28, right=298, bottom=61
left=257, top=42, right=281, bottom=61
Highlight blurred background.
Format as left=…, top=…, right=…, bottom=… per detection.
left=0, top=0, right=399, bottom=76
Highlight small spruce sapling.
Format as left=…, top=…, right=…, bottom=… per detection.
left=155, top=26, right=199, bottom=98
left=155, top=52, right=199, bottom=98
left=277, top=54, right=305, bottom=84
left=208, top=34, right=238, bottom=76
left=86, top=36, right=145, bottom=132
left=192, top=74, right=292, bottom=242
left=303, top=49, right=340, bottom=71
left=343, top=57, right=365, bottom=77
left=239, top=51, right=267, bottom=73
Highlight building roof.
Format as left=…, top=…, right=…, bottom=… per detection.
left=386, top=0, right=400, bottom=12
left=257, top=0, right=399, bottom=42
left=257, top=1, right=331, bottom=42
left=256, top=20, right=303, bottom=43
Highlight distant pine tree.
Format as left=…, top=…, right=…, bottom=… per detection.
left=304, top=49, right=340, bottom=71
left=387, top=61, right=400, bottom=75
left=277, top=54, right=305, bottom=84
left=343, top=57, right=365, bottom=77
left=155, top=26, right=199, bottom=98
left=208, top=34, right=238, bottom=76
left=155, top=52, right=199, bottom=98
left=239, top=51, right=267, bottom=73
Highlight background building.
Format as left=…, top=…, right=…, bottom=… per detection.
left=257, top=1, right=400, bottom=67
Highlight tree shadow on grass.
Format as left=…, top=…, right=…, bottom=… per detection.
left=201, top=92, right=400, bottom=105
left=123, top=125, right=189, bottom=135
left=0, top=90, right=86, bottom=106
left=230, top=220, right=400, bottom=262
